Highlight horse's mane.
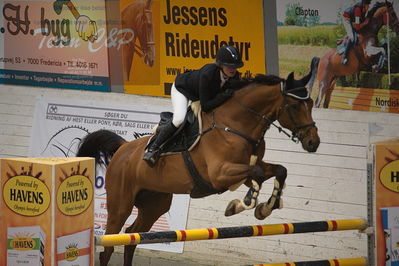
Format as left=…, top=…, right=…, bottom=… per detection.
left=230, top=74, right=283, bottom=90
left=367, top=1, right=391, bottom=19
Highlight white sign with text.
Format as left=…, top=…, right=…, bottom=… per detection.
left=29, top=96, right=189, bottom=253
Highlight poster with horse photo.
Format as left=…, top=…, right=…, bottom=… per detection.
left=277, top=0, right=399, bottom=113
left=119, top=0, right=266, bottom=97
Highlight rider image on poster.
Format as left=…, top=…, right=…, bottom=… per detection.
left=277, top=0, right=399, bottom=113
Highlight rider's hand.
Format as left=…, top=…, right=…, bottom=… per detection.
left=75, top=15, right=98, bottom=42
left=224, top=89, right=234, bottom=97
left=359, top=18, right=370, bottom=30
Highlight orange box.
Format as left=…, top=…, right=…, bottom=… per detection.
left=0, top=157, right=94, bottom=266
left=369, top=138, right=399, bottom=266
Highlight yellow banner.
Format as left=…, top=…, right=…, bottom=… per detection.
left=122, top=0, right=266, bottom=96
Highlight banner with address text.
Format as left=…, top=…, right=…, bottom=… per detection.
left=0, top=0, right=110, bottom=91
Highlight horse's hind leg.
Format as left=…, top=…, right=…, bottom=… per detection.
left=315, top=65, right=334, bottom=108
left=99, top=190, right=137, bottom=266
left=123, top=190, right=173, bottom=266
left=254, top=161, right=287, bottom=220
left=100, top=207, right=134, bottom=266
left=315, top=77, right=328, bottom=108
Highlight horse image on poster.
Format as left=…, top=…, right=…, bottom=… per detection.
left=121, top=0, right=155, bottom=81
left=308, top=1, right=399, bottom=108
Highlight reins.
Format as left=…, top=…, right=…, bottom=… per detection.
left=200, top=111, right=261, bottom=148
left=231, top=97, right=300, bottom=143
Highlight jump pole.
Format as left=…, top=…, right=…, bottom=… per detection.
left=95, top=219, right=367, bottom=247
left=254, top=257, right=367, bottom=266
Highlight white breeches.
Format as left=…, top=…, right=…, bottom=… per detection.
left=343, top=18, right=354, bottom=40
left=171, top=83, right=189, bottom=127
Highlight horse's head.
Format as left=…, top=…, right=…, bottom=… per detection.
left=386, top=1, right=399, bottom=33
left=276, top=72, right=320, bottom=152
left=368, top=1, right=399, bottom=34
left=138, top=0, right=155, bottom=66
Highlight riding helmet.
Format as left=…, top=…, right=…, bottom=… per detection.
left=216, top=46, right=244, bottom=68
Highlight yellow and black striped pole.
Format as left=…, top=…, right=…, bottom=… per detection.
left=95, top=219, right=367, bottom=247
left=254, top=257, right=367, bottom=266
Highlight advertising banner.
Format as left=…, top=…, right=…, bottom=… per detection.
left=277, top=0, right=399, bottom=113
left=121, top=0, right=266, bottom=96
left=369, top=138, right=399, bottom=266
left=0, top=0, right=110, bottom=91
left=28, top=97, right=190, bottom=253
left=0, top=157, right=95, bottom=266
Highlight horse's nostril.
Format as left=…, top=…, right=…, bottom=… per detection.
left=307, top=140, right=315, bottom=150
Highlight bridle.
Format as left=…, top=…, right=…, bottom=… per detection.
left=276, top=87, right=316, bottom=142
left=231, top=83, right=316, bottom=142
left=132, top=6, right=155, bottom=59
left=200, top=82, right=316, bottom=156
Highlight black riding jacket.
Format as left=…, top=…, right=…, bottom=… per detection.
left=174, top=63, right=240, bottom=112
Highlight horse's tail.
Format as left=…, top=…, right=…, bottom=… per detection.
left=307, top=56, right=320, bottom=93
left=76, top=129, right=127, bottom=166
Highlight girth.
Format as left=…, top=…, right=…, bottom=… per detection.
left=182, top=150, right=226, bottom=198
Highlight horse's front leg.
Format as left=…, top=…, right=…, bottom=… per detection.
left=224, top=164, right=268, bottom=216
left=324, top=79, right=336, bottom=108
left=315, top=78, right=327, bottom=108
left=206, top=162, right=258, bottom=216
left=365, top=44, right=386, bottom=71
left=254, top=161, right=287, bottom=220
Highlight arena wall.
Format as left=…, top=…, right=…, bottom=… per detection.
left=1, top=84, right=398, bottom=265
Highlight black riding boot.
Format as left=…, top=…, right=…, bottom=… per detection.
left=342, top=39, right=352, bottom=65
left=143, top=121, right=177, bottom=167
left=342, top=46, right=349, bottom=65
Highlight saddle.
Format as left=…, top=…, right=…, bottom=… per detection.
left=147, top=106, right=201, bottom=155
left=146, top=103, right=226, bottom=198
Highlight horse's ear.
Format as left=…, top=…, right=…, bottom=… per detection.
left=286, top=72, right=294, bottom=82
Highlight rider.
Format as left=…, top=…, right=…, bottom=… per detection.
left=341, top=0, right=371, bottom=64
left=143, top=45, right=244, bottom=166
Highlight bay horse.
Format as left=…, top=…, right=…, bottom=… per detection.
left=308, top=1, right=399, bottom=108
left=77, top=71, right=320, bottom=266
left=121, top=0, right=155, bottom=81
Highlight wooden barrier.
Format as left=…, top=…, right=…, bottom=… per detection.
left=254, top=257, right=367, bottom=266
left=95, top=219, right=367, bottom=247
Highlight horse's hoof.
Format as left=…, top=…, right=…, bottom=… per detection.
left=254, top=203, right=272, bottom=220
left=225, top=199, right=241, bottom=216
